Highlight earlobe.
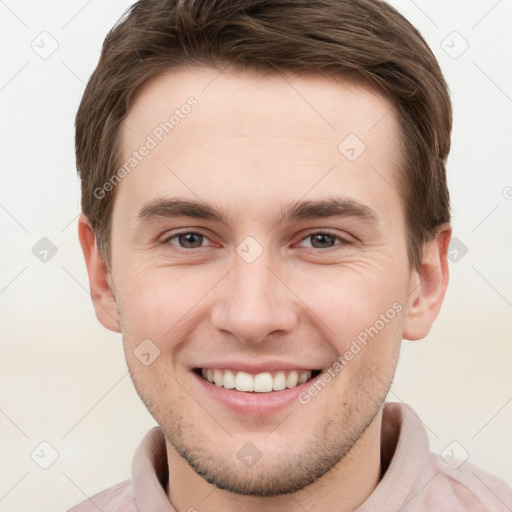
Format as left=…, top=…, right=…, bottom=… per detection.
left=78, top=214, right=121, bottom=333
left=402, top=224, right=452, bottom=341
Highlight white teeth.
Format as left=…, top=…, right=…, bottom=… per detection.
left=200, top=368, right=316, bottom=392
left=223, top=370, right=236, bottom=389
left=254, top=372, right=273, bottom=392
left=235, top=371, right=254, bottom=392
left=273, top=371, right=287, bottom=391
left=286, top=370, right=299, bottom=388
left=298, top=371, right=310, bottom=384
left=213, top=369, right=223, bottom=387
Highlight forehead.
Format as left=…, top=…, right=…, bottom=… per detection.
left=123, top=66, right=398, bottom=151
left=116, top=66, right=403, bottom=225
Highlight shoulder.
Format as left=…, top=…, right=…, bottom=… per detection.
left=66, top=479, right=138, bottom=512
left=426, top=453, right=512, bottom=511
left=374, top=403, right=512, bottom=511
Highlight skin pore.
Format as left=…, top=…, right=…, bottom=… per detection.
left=79, top=66, right=450, bottom=512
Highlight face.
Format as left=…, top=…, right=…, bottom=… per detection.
left=104, top=66, right=417, bottom=495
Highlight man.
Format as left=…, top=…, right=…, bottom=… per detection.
left=70, top=0, right=512, bottom=510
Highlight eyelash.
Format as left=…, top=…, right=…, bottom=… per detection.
left=161, top=229, right=352, bottom=251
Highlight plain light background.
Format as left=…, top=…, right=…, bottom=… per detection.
left=0, top=1, right=511, bottom=511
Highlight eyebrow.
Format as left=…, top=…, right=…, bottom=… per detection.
left=136, top=197, right=379, bottom=226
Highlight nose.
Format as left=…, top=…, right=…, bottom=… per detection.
left=210, top=254, right=299, bottom=344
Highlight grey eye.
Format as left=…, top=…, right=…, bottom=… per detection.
left=171, top=232, right=205, bottom=248
left=308, top=233, right=337, bottom=248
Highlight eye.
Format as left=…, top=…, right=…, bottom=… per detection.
left=297, top=231, right=350, bottom=249
left=163, top=231, right=210, bottom=249
left=161, top=230, right=351, bottom=251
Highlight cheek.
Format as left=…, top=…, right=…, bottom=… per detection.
left=323, top=299, right=404, bottom=380
left=114, top=264, right=222, bottom=345
left=295, top=262, right=407, bottom=341
left=294, top=266, right=406, bottom=393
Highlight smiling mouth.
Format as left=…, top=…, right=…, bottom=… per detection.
left=194, top=368, right=322, bottom=392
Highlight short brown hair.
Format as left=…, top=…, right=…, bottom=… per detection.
left=76, top=0, right=451, bottom=270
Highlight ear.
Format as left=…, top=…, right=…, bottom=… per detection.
left=78, top=214, right=121, bottom=333
left=402, top=224, right=451, bottom=340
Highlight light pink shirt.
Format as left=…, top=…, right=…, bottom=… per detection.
left=67, top=402, right=512, bottom=511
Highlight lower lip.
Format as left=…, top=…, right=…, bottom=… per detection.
left=192, top=371, right=322, bottom=416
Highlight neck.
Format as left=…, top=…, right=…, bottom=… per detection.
left=166, top=409, right=383, bottom=512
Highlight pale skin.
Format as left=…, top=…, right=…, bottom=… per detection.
left=79, top=66, right=451, bottom=512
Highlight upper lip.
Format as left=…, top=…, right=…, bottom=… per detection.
left=193, top=360, right=324, bottom=374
